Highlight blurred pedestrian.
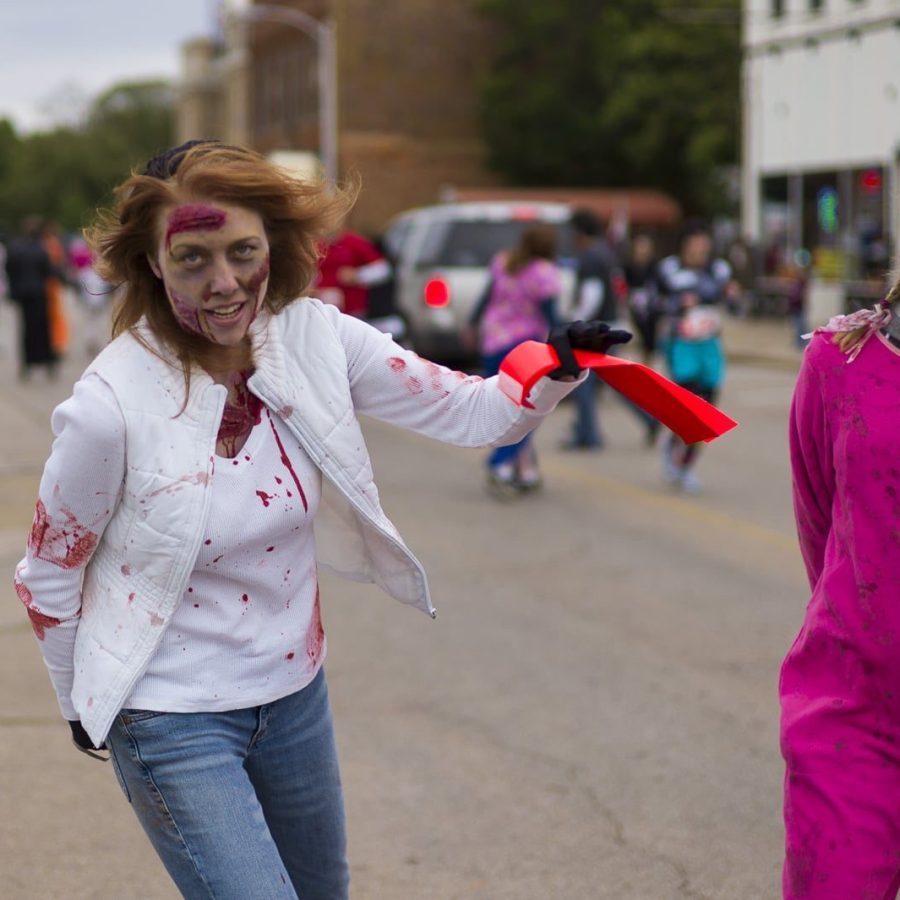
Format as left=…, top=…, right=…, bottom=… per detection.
left=561, top=209, right=658, bottom=450
left=14, top=139, right=612, bottom=900
left=0, top=230, right=9, bottom=301
left=786, top=250, right=810, bottom=350
left=657, top=220, right=737, bottom=493
left=780, top=282, right=900, bottom=898
left=468, top=223, right=562, bottom=496
left=560, top=209, right=620, bottom=450
left=70, top=237, right=113, bottom=357
left=359, top=234, right=408, bottom=344
left=725, top=238, right=752, bottom=318
left=624, top=233, right=661, bottom=365
left=4, top=215, right=56, bottom=380
left=42, top=219, right=70, bottom=358
left=315, top=224, right=390, bottom=318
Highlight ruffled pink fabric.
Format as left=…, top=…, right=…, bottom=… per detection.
left=805, top=302, right=892, bottom=363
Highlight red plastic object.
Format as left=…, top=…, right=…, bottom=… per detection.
left=499, top=340, right=737, bottom=445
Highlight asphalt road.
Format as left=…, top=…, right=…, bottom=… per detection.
left=0, top=298, right=805, bottom=899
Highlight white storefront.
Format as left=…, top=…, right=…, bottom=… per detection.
left=742, top=0, right=900, bottom=290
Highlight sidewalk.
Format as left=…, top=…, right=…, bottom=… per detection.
left=722, top=315, right=803, bottom=370
left=0, top=296, right=179, bottom=899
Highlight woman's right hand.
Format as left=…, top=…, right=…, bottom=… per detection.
left=69, top=720, right=108, bottom=760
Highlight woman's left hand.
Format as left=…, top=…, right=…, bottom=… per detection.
left=546, top=321, right=632, bottom=379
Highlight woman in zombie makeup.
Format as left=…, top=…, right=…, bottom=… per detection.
left=780, top=285, right=900, bottom=899
left=13, top=140, right=631, bottom=899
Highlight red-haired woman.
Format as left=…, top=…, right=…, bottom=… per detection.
left=14, top=140, right=623, bottom=899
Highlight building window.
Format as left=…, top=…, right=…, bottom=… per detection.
left=771, top=0, right=784, bottom=18
left=808, top=0, right=824, bottom=13
left=761, top=176, right=789, bottom=274
left=852, top=167, right=888, bottom=281
left=802, top=171, right=841, bottom=276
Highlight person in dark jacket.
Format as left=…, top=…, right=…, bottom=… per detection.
left=5, top=216, right=57, bottom=380
left=560, top=209, right=618, bottom=449
left=562, top=209, right=658, bottom=449
left=624, top=233, right=661, bottom=365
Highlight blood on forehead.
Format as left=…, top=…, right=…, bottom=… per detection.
left=165, top=204, right=227, bottom=250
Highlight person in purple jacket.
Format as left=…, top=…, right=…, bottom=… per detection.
left=468, top=223, right=563, bottom=496
left=781, top=286, right=900, bottom=898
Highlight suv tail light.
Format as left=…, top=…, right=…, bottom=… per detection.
left=423, top=277, right=451, bottom=308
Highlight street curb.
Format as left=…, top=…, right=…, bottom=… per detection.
left=725, top=350, right=801, bottom=371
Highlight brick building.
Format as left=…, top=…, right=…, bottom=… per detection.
left=177, top=0, right=501, bottom=233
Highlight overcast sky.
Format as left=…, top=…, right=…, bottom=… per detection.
left=0, top=0, right=218, bottom=132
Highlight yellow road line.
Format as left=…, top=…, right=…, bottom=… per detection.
left=541, top=456, right=799, bottom=553
left=370, top=416, right=800, bottom=555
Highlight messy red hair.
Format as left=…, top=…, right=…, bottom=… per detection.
left=85, top=142, right=355, bottom=376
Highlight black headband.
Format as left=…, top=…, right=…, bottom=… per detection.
left=142, top=139, right=222, bottom=180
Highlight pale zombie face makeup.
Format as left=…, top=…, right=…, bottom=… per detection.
left=150, top=201, right=271, bottom=346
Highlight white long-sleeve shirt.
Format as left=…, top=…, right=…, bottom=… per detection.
left=16, top=305, right=580, bottom=722
left=124, top=405, right=324, bottom=712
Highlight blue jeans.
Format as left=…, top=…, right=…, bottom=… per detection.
left=570, top=370, right=602, bottom=446
left=569, top=360, right=656, bottom=447
left=482, top=345, right=534, bottom=469
left=106, top=669, right=349, bottom=899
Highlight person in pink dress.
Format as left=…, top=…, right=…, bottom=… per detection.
left=782, top=288, right=900, bottom=898
left=469, top=225, right=563, bottom=495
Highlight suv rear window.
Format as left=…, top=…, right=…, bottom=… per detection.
left=417, top=220, right=573, bottom=268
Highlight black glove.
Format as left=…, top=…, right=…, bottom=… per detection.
left=547, top=321, right=633, bottom=379
left=69, top=720, right=108, bottom=760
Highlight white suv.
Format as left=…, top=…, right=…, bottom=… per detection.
left=382, top=201, right=576, bottom=362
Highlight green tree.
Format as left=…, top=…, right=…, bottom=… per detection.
left=475, top=0, right=740, bottom=216
left=0, top=79, right=173, bottom=235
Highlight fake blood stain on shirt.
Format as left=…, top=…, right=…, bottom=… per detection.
left=266, top=412, right=307, bottom=512
left=14, top=572, right=62, bottom=640
left=390, top=354, right=478, bottom=393
left=28, top=498, right=99, bottom=570
left=423, top=360, right=451, bottom=399
left=306, top=586, right=325, bottom=664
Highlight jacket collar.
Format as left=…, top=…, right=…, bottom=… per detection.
left=131, top=309, right=287, bottom=396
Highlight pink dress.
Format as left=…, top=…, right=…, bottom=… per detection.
left=782, top=330, right=900, bottom=899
